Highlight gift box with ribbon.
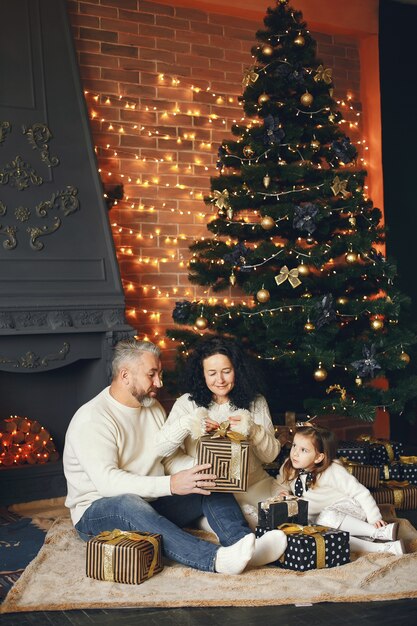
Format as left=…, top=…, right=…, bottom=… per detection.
left=378, top=461, right=403, bottom=482
left=398, top=456, right=417, bottom=485
left=86, top=529, right=163, bottom=584
left=258, top=495, right=308, bottom=528
left=371, top=481, right=417, bottom=510
left=197, top=420, right=249, bottom=492
left=357, top=436, right=403, bottom=466
left=255, top=523, right=350, bottom=571
left=336, top=440, right=369, bottom=464
left=340, top=458, right=380, bottom=489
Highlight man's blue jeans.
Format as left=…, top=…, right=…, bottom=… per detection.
left=75, top=492, right=251, bottom=572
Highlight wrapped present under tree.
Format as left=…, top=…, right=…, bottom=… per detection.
left=336, top=440, right=369, bottom=464
left=258, top=495, right=308, bottom=528
left=371, top=481, right=417, bottom=510
left=340, top=459, right=380, bottom=489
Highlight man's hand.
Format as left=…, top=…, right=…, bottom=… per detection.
left=170, top=463, right=217, bottom=496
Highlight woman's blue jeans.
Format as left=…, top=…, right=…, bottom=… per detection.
left=75, top=492, right=251, bottom=572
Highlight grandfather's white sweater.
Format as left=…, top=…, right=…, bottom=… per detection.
left=63, top=387, right=192, bottom=525
left=277, top=460, right=382, bottom=524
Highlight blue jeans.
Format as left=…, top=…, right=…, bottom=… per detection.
left=75, top=492, right=251, bottom=572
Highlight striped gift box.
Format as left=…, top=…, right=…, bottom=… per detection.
left=371, top=483, right=417, bottom=510
left=86, top=529, right=163, bottom=584
left=197, top=435, right=249, bottom=492
left=340, top=460, right=380, bottom=489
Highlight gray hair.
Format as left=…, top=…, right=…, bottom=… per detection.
left=112, top=338, right=161, bottom=378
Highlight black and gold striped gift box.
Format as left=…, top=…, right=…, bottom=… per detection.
left=371, top=482, right=417, bottom=510
left=86, top=529, right=163, bottom=584
left=197, top=435, right=249, bottom=492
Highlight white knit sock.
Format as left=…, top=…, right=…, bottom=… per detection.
left=248, top=529, right=287, bottom=567
left=214, top=534, right=255, bottom=575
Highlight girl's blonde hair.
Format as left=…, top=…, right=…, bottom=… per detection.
left=282, top=425, right=338, bottom=487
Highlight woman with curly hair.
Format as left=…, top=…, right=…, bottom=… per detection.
left=154, top=335, right=280, bottom=528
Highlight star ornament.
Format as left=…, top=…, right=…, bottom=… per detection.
left=331, top=176, right=350, bottom=198
left=242, top=66, right=259, bottom=86
left=275, top=265, right=301, bottom=289
left=314, top=64, right=332, bottom=85
left=212, top=189, right=230, bottom=210
left=351, top=344, right=382, bottom=378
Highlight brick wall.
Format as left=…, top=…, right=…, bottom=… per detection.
left=66, top=0, right=363, bottom=414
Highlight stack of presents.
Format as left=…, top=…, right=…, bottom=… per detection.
left=83, top=423, right=417, bottom=582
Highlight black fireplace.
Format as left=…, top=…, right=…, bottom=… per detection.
left=0, top=0, right=134, bottom=504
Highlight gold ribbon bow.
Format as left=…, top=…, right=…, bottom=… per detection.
left=242, top=66, right=259, bottom=86
left=96, top=529, right=159, bottom=582
left=399, top=456, right=417, bottom=465
left=278, top=523, right=330, bottom=569
left=212, top=189, right=230, bottom=210
left=211, top=420, right=246, bottom=480
left=357, top=435, right=395, bottom=462
left=314, top=64, right=333, bottom=84
left=330, top=176, right=350, bottom=198
left=275, top=266, right=301, bottom=289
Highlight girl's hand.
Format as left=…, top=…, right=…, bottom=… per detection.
left=205, top=419, right=220, bottom=433
left=374, top=519, right=387, bottom=528
left=279, top=490, right=290, bottom=497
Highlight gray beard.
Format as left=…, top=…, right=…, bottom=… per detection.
left=139, top=395, right=155, bottom=408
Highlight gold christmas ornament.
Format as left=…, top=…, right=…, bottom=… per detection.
left=304, top=321, right=315, bottom=332
left=326, top=384, right=347, bottom=401
left=300, top=91, right=313, bottom=107
left=258, top=92, right=270, bottom=104
left=400, top=351, right=411, bottom=364
left=195, top=316, right=208, bottom=330
left=297, top=263, right=310, bottom=276
left=213, top=188, right=230, bottom=210
left=313, top=365, right=328, bottom=381
left=243, top=145, right=255, bottom=158
left=294, top=34, right=305, bottom=47
left=263, top=174, right=271, bottom=188
left=256, top=288, right=270, bottom=303
left=275, top=265, right=301, bottom=289
left=348, top=216, right=356, bottom=226
left=337, top=296, right=348, bottom=305
left=331, top=176, right=350, bottom=198
left=260, top=215, right=275, bottom=230
left=262, top=44, right=274, bottom=56
left=242, top=66, right=259, bottom=87
left=310, top=138, right=320, bottom=151
left=345, top=251, right=358, bottom=264
left=355, top=376, right=363, bottom=387
left=226, top=207, right=234, bottom=220
left=229, top=271, right=237, bottom=286
left=370, top=317, right=384, bottom=331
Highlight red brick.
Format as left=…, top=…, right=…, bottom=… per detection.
left=156, top=15, right=190, bottom=30
left=138, top=1, right=174, bottom=16
left=139, top=47, right=174, bottom=64
left=79, top=2, right=118, bottom=18
left=70, top=14, right=99, bottom=28
left=101, top=42, right=139, bottom=57
left=101, top=67, right=140, bottom=83
left=118, top=9, right=155, bottom=24
left=101, top=17, right=139, bottom=34
left=175, top=30, right=210, bottom=45
left=138, top=24, right=173, bottom=39
left=101, top=0, right=137, bottom=9
left=176, top=53, right=209, bottom=69
left=80, top=26, right=118, bottom=42
left=80, top=51, right=119, bottom=68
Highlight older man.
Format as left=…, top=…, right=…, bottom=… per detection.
left=63, top=338, right=286, bottom=574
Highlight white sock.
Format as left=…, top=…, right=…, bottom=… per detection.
left=248, top=530, right=287, bottom=568
left=214, top=534, right=255, bottom=575
left=339, top=514, right=375, bottom=538
left=349, top=536, right=403, bottom=554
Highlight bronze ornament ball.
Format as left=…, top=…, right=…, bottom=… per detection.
left=294, top=34, right=305, bottom=47
left=256, top=288, right=271, bottom=303
left=400, top=352, right=411, bottom=364
left=313, top=366, right=328, bottom=381
left=370, top=317, right=384, bottom=331
left=258, top=92, right=270, bottom=104
left=261, top=215, right=276, bottom=230
left=195, top=316, right=208, bottom=330
left=355, top=376, right=363, bottom=386
left=310, top=139, right=320, bottom=151
left=300, top=91, right=313, bottom=107
left=345, top=251, right=358, bottom=264
left=262, top=44, right=274, bottom=56
left=297, top=263, right=310, bottom=276
left=337, top=296, right=348, bottom=305
left=304, top=321, right=315, bottom=332
left=243, top=145, right=255, bottom=158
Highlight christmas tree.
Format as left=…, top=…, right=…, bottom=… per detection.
left=167, top=0, right=417, bottom=424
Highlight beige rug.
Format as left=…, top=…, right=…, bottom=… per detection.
left=2, top=502, right=417, bottom=613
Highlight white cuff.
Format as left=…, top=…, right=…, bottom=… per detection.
left=185, top=407, right=209, bottom=440
left=228, top=408, right=252, bottom=436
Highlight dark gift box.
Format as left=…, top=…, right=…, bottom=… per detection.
left=371, top=482, right=417, bottom=510
left=378, top=462, right=403, bottom=482
left=256, top=524, right=350, bottom=571
left=197, top=433, right=249, bottom=492
left=341, top=460, right=380, bottom=489
left=86, top=529, right=163, bottom=584
left=365, top=438, right=404, bottom=465
left=258, top=496, right=308, bottom=529
left=398, top=457, right=417, bottom=485
left=337, top=441, right=369, bottom=464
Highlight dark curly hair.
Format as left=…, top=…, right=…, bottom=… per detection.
left=182, top=335, right=261, bottom=409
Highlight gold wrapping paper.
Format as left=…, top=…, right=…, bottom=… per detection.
left=197, top=434, right=249, bottom=492
left=278, top=523, right=329, bottom=569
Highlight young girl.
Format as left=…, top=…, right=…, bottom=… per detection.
left=276, top=424, right=404, bottom=555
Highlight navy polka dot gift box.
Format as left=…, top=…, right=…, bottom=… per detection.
left=336, top=440, right=369, bottom=464
left=366, top=439, right=403, bottom=465
left=255, top=524, right=350, bottom=571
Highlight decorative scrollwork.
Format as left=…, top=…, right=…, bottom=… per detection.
left=27, top=217, right=61, bottom=251
left=0, top=201, right=6, bottom=217
left=22, top=123, right=59, bottom=168
left=15, top=206, right=31, bottom=222
left=0, top=121, right=11, bottom=145
left=0, top=155, right=43, bottom=190
left=36, top=186, right=79, bottom=218
left=0, top=342, right=70, bottom=369
left=0, top=224, right=17, bottom=249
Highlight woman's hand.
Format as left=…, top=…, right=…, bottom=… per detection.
left=205, top=418, right=220, bottom=432
left=374, top=519, right=387, bottom=528
left=228, top=414, right=242, bottom=429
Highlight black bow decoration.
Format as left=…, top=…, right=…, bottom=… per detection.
left=172, top=300, right=192, bottom=323
left=223, top=242, right=251, bottom=272
left=315, top=294, right=337, bottom=329
left=330, top=137, right=357, bottom=164
left=293, top=203, right=318, bottom=234
left=351, top=344, right=382, bottom=378
left=263, top=114, right=285, bottom=146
